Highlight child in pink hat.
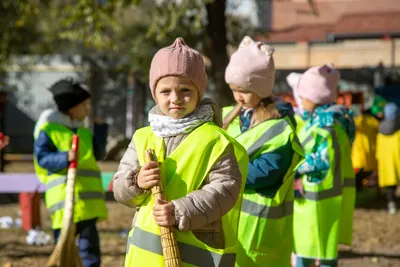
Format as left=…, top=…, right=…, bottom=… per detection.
left=223, top=36, right=305, bottom=267
left=113, top=37, right=249, bottom=267
left=293, top=65, right=356, bottom=267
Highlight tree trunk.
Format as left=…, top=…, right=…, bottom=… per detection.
left=125, top=71, right=135, bottom=138
left=205, top=0, right=234, bottom=107
left=134, top=72, right=146, bottom=128
left=88, top=61, right=103, bottom=126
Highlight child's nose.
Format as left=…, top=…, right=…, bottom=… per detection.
left=170, top=92, right=180, bottom=102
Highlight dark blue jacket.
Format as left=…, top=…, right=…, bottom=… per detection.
left=34, top=123, right=108, bottom=173
left=241, top=102, right=295, bottom=197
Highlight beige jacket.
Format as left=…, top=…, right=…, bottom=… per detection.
left=113, top=101, right=243, bottom=249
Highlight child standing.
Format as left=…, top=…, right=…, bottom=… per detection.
left=351, top=95, right=386, bottom=191
left=223, top=36, right=304, bottom=267
left=376, top=103, right=400, bottom=214
left=112, top=37, right=248, bottom=267
left=33, top=78, right=108, bottom=267
left=292, top=65, right=356, bottom=267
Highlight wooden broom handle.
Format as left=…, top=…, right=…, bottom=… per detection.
left=47, top=135, right=83, bottom=267
left=145, top=150, right=165, bottom=200
left=145, top=149, right=182, bottom=267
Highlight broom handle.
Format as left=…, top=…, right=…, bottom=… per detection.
left=64, top=135, right=79, bottom=226
left=145, top=149, right=181, bottom=267
left=47, top=135, right=83, bottom=267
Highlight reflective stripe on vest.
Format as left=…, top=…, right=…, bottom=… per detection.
left=246, top=119, right=290, bottom=157
left=127, top=226, right=236, bottom=266
left=48, top=191, right=105, bottom=214
left=302, top=128, right=355, bottom=201
left=241, top=199, right=293, bottom=219
left=301, top=133, right=314, bottom=147
left=343, top=178, right=356, bottom=188
left=45, top=169, right=101, bottom=190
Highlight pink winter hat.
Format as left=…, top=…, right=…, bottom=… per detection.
left=225, top=36, right=275, bottom=98
left=296, top=64, right=340, bottom=105
left=149, top=37, right=208, bottom=99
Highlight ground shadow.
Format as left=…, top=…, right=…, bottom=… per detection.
left=339, top=250, right=400, bottom=260
left=355, top=187, right=400, bottom=210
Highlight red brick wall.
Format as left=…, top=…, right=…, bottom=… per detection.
left=272, top=0, right=400, bottom=30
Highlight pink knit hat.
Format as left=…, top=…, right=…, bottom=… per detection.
left=149, top=37, right=208, bottom=99
left=296, top=64, right=340, bottom=105
left=225, top=36, right=275, bottom=98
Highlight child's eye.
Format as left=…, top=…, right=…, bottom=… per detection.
left=160, top=90, right=170, bottom=95
left=181, top=88, right=191, bottom=92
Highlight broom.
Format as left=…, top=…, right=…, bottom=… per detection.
left=48, top=135, right=83, bottom=267
left=145, top=149, right=181, bottom=267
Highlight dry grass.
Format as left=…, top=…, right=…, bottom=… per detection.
left=0, top=168, right=399, bottom=267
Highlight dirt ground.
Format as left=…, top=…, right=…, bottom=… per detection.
left=0, top=162, right=399, bottom=266
left=1, top=195, right=399, bottom=267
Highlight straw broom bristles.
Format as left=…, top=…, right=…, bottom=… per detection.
left=145, top=149, right=181, bottom=267
left=48, top=135, right=83, bottom=267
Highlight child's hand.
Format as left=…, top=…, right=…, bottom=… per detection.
left=137, top=161, right=160, bottom=189
left=68, top=150, right=77, bottom=162
left=294, top=178, right=304, bottom=196
left=153, top=199, right=176, bottom=226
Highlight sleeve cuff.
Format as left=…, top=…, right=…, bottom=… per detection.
left=171, top=199, right=191, bottom=231
left=125, top=168, right=148, bottom=196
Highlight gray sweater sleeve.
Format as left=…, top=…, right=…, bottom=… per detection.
left=112, top=140, right=150, bottom=208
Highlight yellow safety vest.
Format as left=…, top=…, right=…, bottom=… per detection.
left=125, top=122, right=249, bottom=267
left=294, top=114, right=306, bottom=135
left=293, top=123, right=355, bottom=260
left=223, top=106, right=304, bottom=267
left=33, top=122, right=108, bottom=229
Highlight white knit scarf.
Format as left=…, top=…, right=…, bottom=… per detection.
left=148, top=104, right=214, bottom=137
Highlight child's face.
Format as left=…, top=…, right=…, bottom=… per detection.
left=155, top=76, right=199, bottom=119
left=302, top=98, right=317, bottom=112
left=230, top=84, right=261, bottom=109
left=68, top=99, right=90, bottom=121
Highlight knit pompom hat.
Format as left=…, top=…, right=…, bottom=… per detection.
left=149, top=37, right=208, bottom=99
left=225, top=36, right=275, bottom=98
left=296, top=64, right=340, bottom=105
